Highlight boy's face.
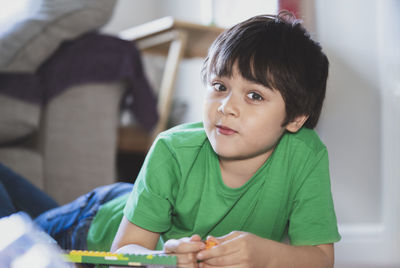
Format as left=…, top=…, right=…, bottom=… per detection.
left=203, top=64, right=300, bottom=161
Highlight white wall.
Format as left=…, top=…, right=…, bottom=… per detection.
left=316, top=1, right=382, bottom=225
left=102, top=0, right=164, bottom=33
left=315, top=0, right=400, bottom=267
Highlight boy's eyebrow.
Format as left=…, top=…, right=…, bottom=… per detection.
left=209, top=70, right=277, bottom=92
left=256, top=85, right=276, bottom=94
left=210, top=73, right=273, bottom=87
left=244, top=80, right=276, bottom=93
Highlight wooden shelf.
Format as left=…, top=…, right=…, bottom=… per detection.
left=118, top=125, right=152, bottom=153
left=118, top=16, right=223, bottom=58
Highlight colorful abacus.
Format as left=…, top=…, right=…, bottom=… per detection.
left=63, top=250, right=177, bottom=267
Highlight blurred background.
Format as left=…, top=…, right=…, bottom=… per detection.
left=0, top=0, right=399, bottom=267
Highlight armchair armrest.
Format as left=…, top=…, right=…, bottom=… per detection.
left=41, top=82, right=124, bottom=204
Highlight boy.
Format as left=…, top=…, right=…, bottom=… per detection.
left=3, top=11, right=339, bottom=267
left=109, top=11, right=340, bottom=267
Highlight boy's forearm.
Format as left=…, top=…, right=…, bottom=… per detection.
left=265, top=240, right=333, bottom=268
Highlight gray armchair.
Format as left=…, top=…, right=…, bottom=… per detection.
left=0, top=0, right=158, bottom=204
left=0, top=82, right=124, bottom=204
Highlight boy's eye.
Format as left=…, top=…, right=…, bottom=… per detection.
left=212, top=83, right=227, bottom=92
left=247, top=92, right=263, bottom=101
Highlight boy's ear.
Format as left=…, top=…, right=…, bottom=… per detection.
left=285, top=115, right=309, bottom=133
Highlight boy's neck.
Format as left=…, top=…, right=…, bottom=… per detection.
left=219, top=150, right=273, bottom=188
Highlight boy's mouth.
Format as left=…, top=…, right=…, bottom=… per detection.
left=216, top=125, right=237, bottom=135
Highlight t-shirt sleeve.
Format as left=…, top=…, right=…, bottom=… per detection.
left=288, top=149, right=341, bottom=246
left=124, top=136, right=180, bottom=233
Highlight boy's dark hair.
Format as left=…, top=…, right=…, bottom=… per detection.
left=201, top=11, right=329, bottom=129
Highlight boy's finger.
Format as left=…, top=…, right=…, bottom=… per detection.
left=174, top=252, right=198, bottom=265
left=197, top=239, right=240, bottom=261
left=166, top=241, right=206, bottom=254
left=180, top=241, right=206, bottom=253
left=201, top=252, right=242, bottom=267
left=164, top=239, right=180, bottom=253
left=205, top=235, right=218, bottom=243
left=190, top=234, right=202, bottom=242
left=214, top=231, right=244, bottom=243
left=164, top=237, right=193, bottom=252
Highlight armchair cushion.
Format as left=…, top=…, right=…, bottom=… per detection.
left=0, top=95, right=40, bottom=144
left=0, top=0, right=117, bottom=72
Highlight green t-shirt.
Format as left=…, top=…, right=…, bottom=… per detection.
left=87, top=122, right=340, bottom=251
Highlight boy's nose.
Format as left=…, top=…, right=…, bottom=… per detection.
left=217, top=94, right=239, bottom=117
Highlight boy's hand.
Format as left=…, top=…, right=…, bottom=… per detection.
left=196, top=231, right=270, bottom=268
left=196, top=232, right=334, bottom=268
left=164, top=234, right=206, bottom=268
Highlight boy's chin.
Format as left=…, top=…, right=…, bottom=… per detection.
left=216, top=151, right=252, bottom=161
left=216, top=146, right=276, bottom=162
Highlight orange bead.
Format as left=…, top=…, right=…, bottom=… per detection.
left=205, top=240, right=217, bottom=250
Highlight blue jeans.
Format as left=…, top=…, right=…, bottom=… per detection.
left=35, top=182, right=133, bottom=250
left=0, top=162, right=134, bottom=250
left=0, top=163, right=58, bottom=218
